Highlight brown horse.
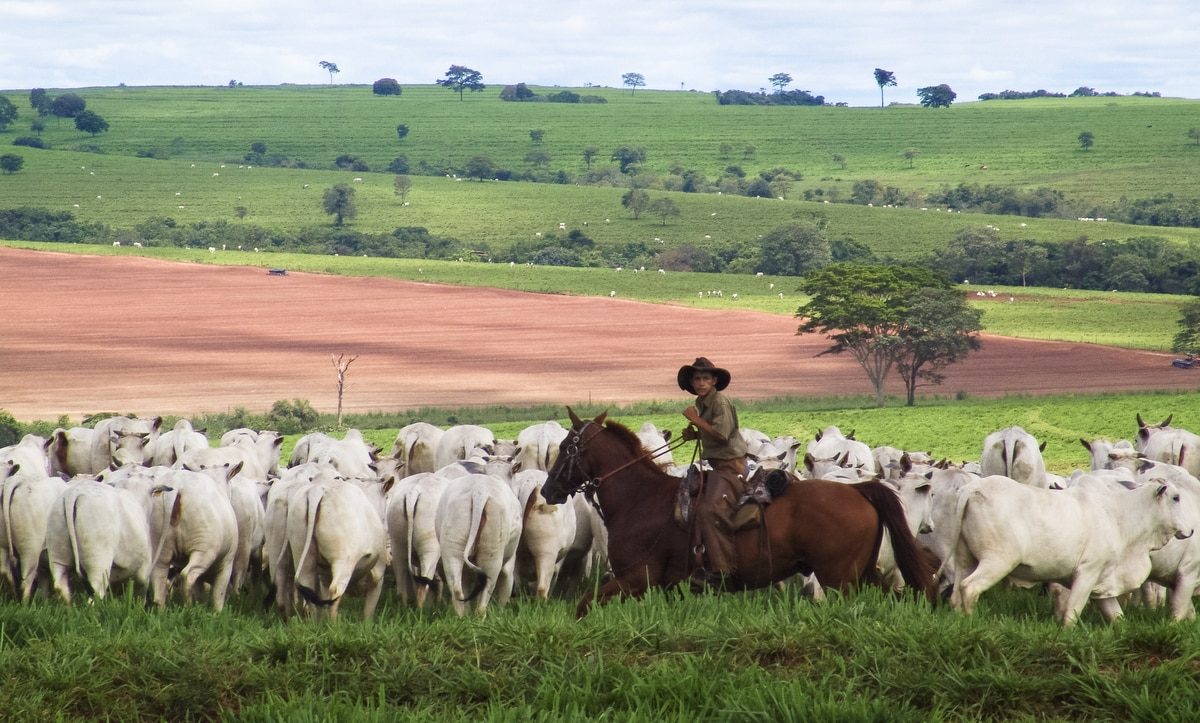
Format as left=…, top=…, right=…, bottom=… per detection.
left=542, top=409, right=936, bottom=617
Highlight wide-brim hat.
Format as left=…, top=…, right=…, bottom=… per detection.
left=677, top=357, right=731, bottom=394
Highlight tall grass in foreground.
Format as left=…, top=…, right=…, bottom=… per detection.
left=1, top=584, right=1196, bottom=721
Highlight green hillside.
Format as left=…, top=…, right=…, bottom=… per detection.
left=2, top=85, right=1200, bottom=263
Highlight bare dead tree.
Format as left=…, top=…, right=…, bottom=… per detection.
left=331, top=353, right=359, bottom=427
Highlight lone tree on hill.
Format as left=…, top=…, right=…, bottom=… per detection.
left=437, top=65, right=485, bottom=100
left=74, top=110, right=109, bottom=136
left=0, top=96, right=16, bottom=130
left=0, top=154, right=24, bottom=174
left=622, top=72, right=646, bottom=94
left=319, top=60, right=340, bottom=84
left=769, top=73, right=793, bottom=93
left=373, top=78, right=402, bottom=96
left=1188, top=127, right=1200, bottom=146
left=393, top=174, right=412, bottom=203
left=649, top=197, right=681, bottom=226
left=322, top=183, right=357, bottom=226
left=331, top=353, right=358, bottom=428
left=396, top=123, right=409, bottom=140
left=756, top=221, right=831, bottom=276
left=916, top=84, right=956, bottom=108
left=1078, top=130, right=1095, bottom=151
left=465, top=154, right=496, bottom=181
left=874, top=68, right=897, bottom=108
left=582, top=146, right=599, bottom=169
left=50, top=93, right=85, bottom=120
left=796, top=263, right=981, bottom=407
left=621, top=188, right=649, bottom=219
left=902, top=147, right=920, bottom=168
left=1172, top=298, right=1200, bottom=357
left=29, top=88, right=51, bottom=116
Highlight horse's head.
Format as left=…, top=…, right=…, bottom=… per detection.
left=542, top=408, right=607, bottom=504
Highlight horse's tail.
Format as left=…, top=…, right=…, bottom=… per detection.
left=854, top=481, right=937, bottom=604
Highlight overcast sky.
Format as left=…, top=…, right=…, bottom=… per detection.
left=1, top=1, right=1195, bottom=106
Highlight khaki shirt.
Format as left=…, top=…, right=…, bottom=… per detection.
left=696, top=389, right=747, bottom=460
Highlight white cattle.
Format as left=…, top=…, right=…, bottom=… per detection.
left=181, top=433, right=280, bottom=484
left=915, top=467, right=982, bottom=591
left=557, top=494, right=609, bottom=590
left=189, top=462, right=266, bottom=592
left=635, top=422, right=676, bottom=469
left=435, top=425, right=497, bottom=469
left=806, top=426, right=873, bottom=471
left=220, top=428, right=284, bottom=477
left=45, top=477, right=151, bottom=603
left=147, top=419, right=210, bottom=467
left=980, top=426, right=1050, bottom=488
left=1, top=470, right=67, bottom=600
left=512, top=470, right=577, bottom=599
left=948, top=475, right=1193, bottom=626
left=1, top=434, right=53, bottom=480
left=435, top=473, right=522, bottom=616
left=144, top=468, right=239, bottom=611
left=50, top=416, right=162, bottom=476
left=290, top=430, right=378, bottom=478
left=391, top=422, right=444, bottom=476
left=263, top=462, right=334, bottom=618
left=1080, top=438, right=1137, bottom=472
left=288, top=476, right=388, bottom=620
left=385, top=471, right=450, bottom=608
left=1135, top=414, right=1200, bottom=477
left=511, top=421, right=568, bottom=473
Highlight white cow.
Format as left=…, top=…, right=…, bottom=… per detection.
left=1, top=470, right=67, bottom=600
left=391, top=422, right=444, bottom=476
left=435, top=425, right=497, bottom=469
left=144, top=468, right=239, bottom=611
left=288, top=476, right=388, bottom=620
left=45, top=477, right=152, bottom=603
left=435, top=473, right=522, bottom=616
left=511, top=421, right=568, bottom=473
left=262, top=462, right=334, bottom=618
left=290, top=429, right=378, bottom=478
left=1080, top=438, right=1137, bottom=472
left=1135, top=414, right=1200, bottom=477
left=980, top=426, right=1051, bottom=488
left=385, top=472, right=450, bottom=608
left=189, top=461, right=266, bottom=592
left=512, top=469, right=577, bottom=599
left=49, top=416, right=162, bottom=476
left=557, top=493, right=609, bottom=590
left=1, top=434, right=53, bottom=480
left=806, top=426, right=873, bottom=471
left=948, top=475, right=1193, bottom=626
left=635, top=422, right=676, bottom=469
left=220, top=428, right=284, bottom=477
left=145, top=419, right=210, bottom=467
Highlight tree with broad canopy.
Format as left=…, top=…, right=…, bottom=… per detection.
left=437, top=65, right=485, bottom=100
left=874, top=68, right=897, bottom=108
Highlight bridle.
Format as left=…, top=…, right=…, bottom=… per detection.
left=552, top=420, right=690, bottom=518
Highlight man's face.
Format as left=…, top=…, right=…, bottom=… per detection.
left=691, top=371, right=716, bottom=397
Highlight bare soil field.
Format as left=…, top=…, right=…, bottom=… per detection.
left=2, top=247, right=1195, bottom=421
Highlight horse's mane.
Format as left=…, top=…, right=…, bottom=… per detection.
left=602, top=419, right=678, bottom=479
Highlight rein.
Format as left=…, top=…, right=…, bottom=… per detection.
left=561, top=421, right=691, bottom=519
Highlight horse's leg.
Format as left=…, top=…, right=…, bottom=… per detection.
left=575, top=574, right=651, bottom=619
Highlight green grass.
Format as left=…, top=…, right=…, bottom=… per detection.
left=4, top=86, right=1200, bottom=261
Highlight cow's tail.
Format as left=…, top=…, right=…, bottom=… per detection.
left=405, top=489, right=435, bottom=588
left=937, top=481, right=976, bottom=589
left=294, top=485, right=335, bottom=608
left=63, top=490, right=96, bottom=597
left=854, top=481, right=937, bottom=604
left=3, top=476, right=20, bottom=584
left=458, top=489, right=490, bottom=603
left=148, top=485, right=180, bottom=573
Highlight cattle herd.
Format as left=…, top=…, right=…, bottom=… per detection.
left=0, top=412, right=1197, bottom=626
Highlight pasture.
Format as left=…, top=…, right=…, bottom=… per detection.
left=4, top=87, right=1200, bottom=262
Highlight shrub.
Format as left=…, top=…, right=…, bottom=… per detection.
left=334, top=154, right=369, bottom=172
left=0, top=409, right=21, bottom=447
left=387, top=155, right=410, bottom=174
left=12, top=137, right=45, bottom=149
left=372, top=78, right=402, bottom=96
left=266, top=399, right=320, bottom=433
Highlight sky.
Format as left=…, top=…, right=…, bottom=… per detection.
left=1, top=0, right=1196, bottom=107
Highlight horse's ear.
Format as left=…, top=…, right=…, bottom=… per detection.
left=567, top=407, right=583, bottom=427
left=593, top=411, right=608, bottom=425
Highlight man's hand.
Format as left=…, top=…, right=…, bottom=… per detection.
left=682, top=406, right=702, bottom=424
left=681, top=425, right=698, bottom=441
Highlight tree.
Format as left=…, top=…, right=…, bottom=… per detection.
left=0, top=96, right=16, bottom=130
left=50, top=93, right=85, bottom=119
left=464, top=154, right=496, bottom=181
left=621, top=188, right=649, bottom=219
left=234, top=205, right=248, bottom=220
left=874, top=68, right=897, bottom=108
left=769, top=73, right=793, bottom=93
left=322, top=183, right=357, bottom=226
left=796, top=263, right=954, bottom=407
left=1078, top=130, right=1095, bottom=151
left=893, top=288, right=984, bottom=405
left=1189, top=128, right=1200, bottom=146
left=529, top=129, right=545, bottom=144
left=832, top=153, right=846, bottom=169
left=756, top=221, right=831, bottom=276
left=902, top=147, right=920, bottom=168
left=0, top=154, right=24, bottom=174
left=29, top=88, right=51, bottom=116
left=1172, top=298, right=1200, bottom=356
left=393, top=174, right=412, bottom=203
left=649, top=197, right=680, bottom=226
left=582, top=146, right=599, bottom=169
left=395, top=123, right=409, bottom=140
left=372, top=78, right=402, bottom=96
left=916, top=84, right=956, bottom=108
left=74, top=110, right=109, bottom=136
left=436, top=65, right=485, bottom=100
left=331, top=353, right=358, bottom=428
left=622, top=72, right=646, bottom=95
left=524, top=149, right=551, bottom=167
left=30, top=119, right=44, bottom=136
left=612, top=145, right=646, bottom=173
left=319, top=60, right=340, bottom=84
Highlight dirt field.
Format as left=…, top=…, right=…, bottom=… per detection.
left=2, top=247, right=1196, bottom=421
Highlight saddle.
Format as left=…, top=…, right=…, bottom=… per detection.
left=731, top=468, right=793, bottom=531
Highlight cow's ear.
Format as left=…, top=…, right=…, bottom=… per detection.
left=662, top=429, right=672, bottom=442
left=150, top=416, right=163, bottom=433
left=847, top=429, right=856, bottom=440
left=1080, top=438, right=1092, bottom=452
left=803, top=452, right=816, bottom=472
left=1039, top=441, right=1047, bottom=452
left=227, top=461, right=244, bottom=481
left=1156, top=484, right=1169, bottom=498
left=924, top=470, right=934, bottom=480
left=900, top=453, right=912, bottom=474
left=1137, top=413, right=1146, bottom=428
left=814, top=430, right=823, bottom=441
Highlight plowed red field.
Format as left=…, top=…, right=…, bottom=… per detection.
left=2, top=247, right=1193, bottom=421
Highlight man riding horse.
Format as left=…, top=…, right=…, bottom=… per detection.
left=678, top=357, right=748, bottom=589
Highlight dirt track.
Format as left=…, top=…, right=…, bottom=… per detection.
left=2, top=247, right=1195, bottom=421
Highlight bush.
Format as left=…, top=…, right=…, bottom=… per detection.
left=372, top=78, right=402, bottom=96
left=12, top=137, right=45, bottom=149
left=0, top=409, right=21, bottom=447
left=547, top=90, right=581, bottom=103
left=334, top=154, right=369, bottom=172
left=387, top=155, right=410, bottom=174
left=499, top=83, right=537, bottom=101
left=266, top=399, right=320, bottom=434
